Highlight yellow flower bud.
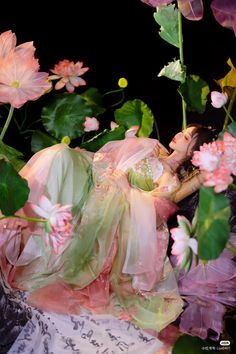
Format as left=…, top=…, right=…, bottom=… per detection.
left=61, top=136, right=71, bottom=145
left=118, top=77, right=128, bottom=88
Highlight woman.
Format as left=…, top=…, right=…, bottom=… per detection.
left=0, top=124, right=216, bottom=334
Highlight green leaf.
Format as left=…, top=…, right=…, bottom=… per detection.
left=196, top=187, right=231, bottom=260
left=178, top=75, right=210, bottom=114
left=158, top=59, right=186, bottom=82
left=219, top=121, right=236, bottom=139
left=172, top=334, right=217, bottom=354
left=41, top=93, right=93, bottom=140
left=31, top=131, right=59, bottom=153
left=154, top=4, right=179, bottom=48
left=114, top=99, right=154, bottom=137
left=0, top=141, right=25, bottom=171
left=0, top=160, right=29, bottom=216
left=80, top=87, right=106, bottom=116
left=80, top=126, right=126, bottom=152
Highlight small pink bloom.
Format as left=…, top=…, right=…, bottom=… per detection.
left=83, top=116, right=99, bottom=132
left=110, top=121, right=119, bottom=130
left=49, top=59, right=89, bottom=93
left=211, top=91, right=228, bottom=108
left=192, top=141, right=221, bottom=172
left=170, top=215, right=198, bottom=267
left=31, top=195, right=73, bottom=254
left=125, top=125, right=140, bottom=138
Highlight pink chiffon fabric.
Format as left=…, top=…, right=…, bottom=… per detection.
left=0, top=137, right=183, bottom=333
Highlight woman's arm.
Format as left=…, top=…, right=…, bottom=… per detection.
left=172, top=170, right=204, bottom=203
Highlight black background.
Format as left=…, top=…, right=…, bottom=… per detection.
left=0, top=0, right=236, bottom=148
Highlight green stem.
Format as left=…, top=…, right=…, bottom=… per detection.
left=223, top=88, right=236, bottom=128
left=110, top=90, right=125, bottom=108
left=178, top=9, right=187, bottom=130
left=0, top=214, right=46, bottom=223
left=102, top=88, right=124, bottom=97
left=0, top=105, right=15, bottom=142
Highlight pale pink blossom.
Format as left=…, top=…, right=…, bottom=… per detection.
left=110, top=121, right=119, bottom=130
left=192, top=132, right=236, bottom=192
left=31, top=195, right=73, bottom=254
left=0, top=30, right=36, bottom=59
left=191, top=141, right=222, bottom=172
left=0, top=30, right=17, bottom=58
left=223, top=132, right=236, bottom=175
left=83, top=116, right=99, bottom=132
left=170, top=215, right=198, bottom=267
left=0, top=31, right=51, bottom=108
left=211, top=91, right=228, bottom=108
left=125, top=125, right=140, bottom=138
left=49, top=59, right=89, bottom=93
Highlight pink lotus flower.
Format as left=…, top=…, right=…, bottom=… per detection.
left=49, top=59, right=89, bottom=93
left=110, top=121, right=119, bottom=130
left=125, top=125, right=140, bottom=138
left=192, top=132, right=236, bottom=192
left=83, top=116, right=99, bottom=132
left=191, top=141, right=222, bottom=172
left=211, top=91, right=228, bottom=108
left=170, top=215, right=198, bottom=268
left=0, top=52, right=51, bottom=109
left=31, top=195, right=73, bottom=254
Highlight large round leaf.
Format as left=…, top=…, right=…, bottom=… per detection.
left=0, top=160, right=29, bottom=216
left=196, top=186, right=231, bottom=260
left=31, top=131, right=59, bottom=153
left=114, top=99, right=154, bottom=137
left=41, top=93, right=93, bottom=140
left=178, top=75, right=210, bottom=114
left=80, top=87, right=106, bottom=116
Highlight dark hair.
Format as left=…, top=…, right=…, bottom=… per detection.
left=176, top=123, right=218, bottom=180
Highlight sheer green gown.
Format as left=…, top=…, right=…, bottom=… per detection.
left=0, top=137, right=183, bottom=332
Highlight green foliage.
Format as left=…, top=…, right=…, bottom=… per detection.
left=41, top=93, right=93, bottom=139
left=80, top=87, right=106, bottom=116
left=178, top=75, right=210, bottom=114
left=0, top=159, right=29, bottom=216
left=31, top=131, right=59, bottom=153
left=114, top=99, right=154, bottom=137
left=81, top=126, right=126, bottom=152
left=196, top=187, right=231, bottom=260
left=154, top=4, right=179, bottom=48
left=0, top=141, right=25, bottom=171
left=172, top=334, right=217, bottom=354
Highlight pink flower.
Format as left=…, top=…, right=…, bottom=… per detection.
left=110, top=121, right=119, bottom=130
left=49, top=59, right=89, bottom=93
left=83, top=116, right=99, bottom=132
left=31, top=195, right=73, bottom=254
left=170, top=215, right=198, bottom=268
left=125, top=125, right=140, bottom=138
left=191, top=141, right=221, bottom=172
left=192, top=133, right=236, bottom=192
left=0, top=32, right=51, bottom=108
left=211, top=91, right=228, bottom=108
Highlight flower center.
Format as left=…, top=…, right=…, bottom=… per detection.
left=11, top=80, right=21, bottom=88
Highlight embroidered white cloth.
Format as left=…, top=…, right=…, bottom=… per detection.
left=8, top=306, right=166, bottom=354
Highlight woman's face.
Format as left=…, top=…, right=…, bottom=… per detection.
left=169, top=127, right=197, bottom=155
